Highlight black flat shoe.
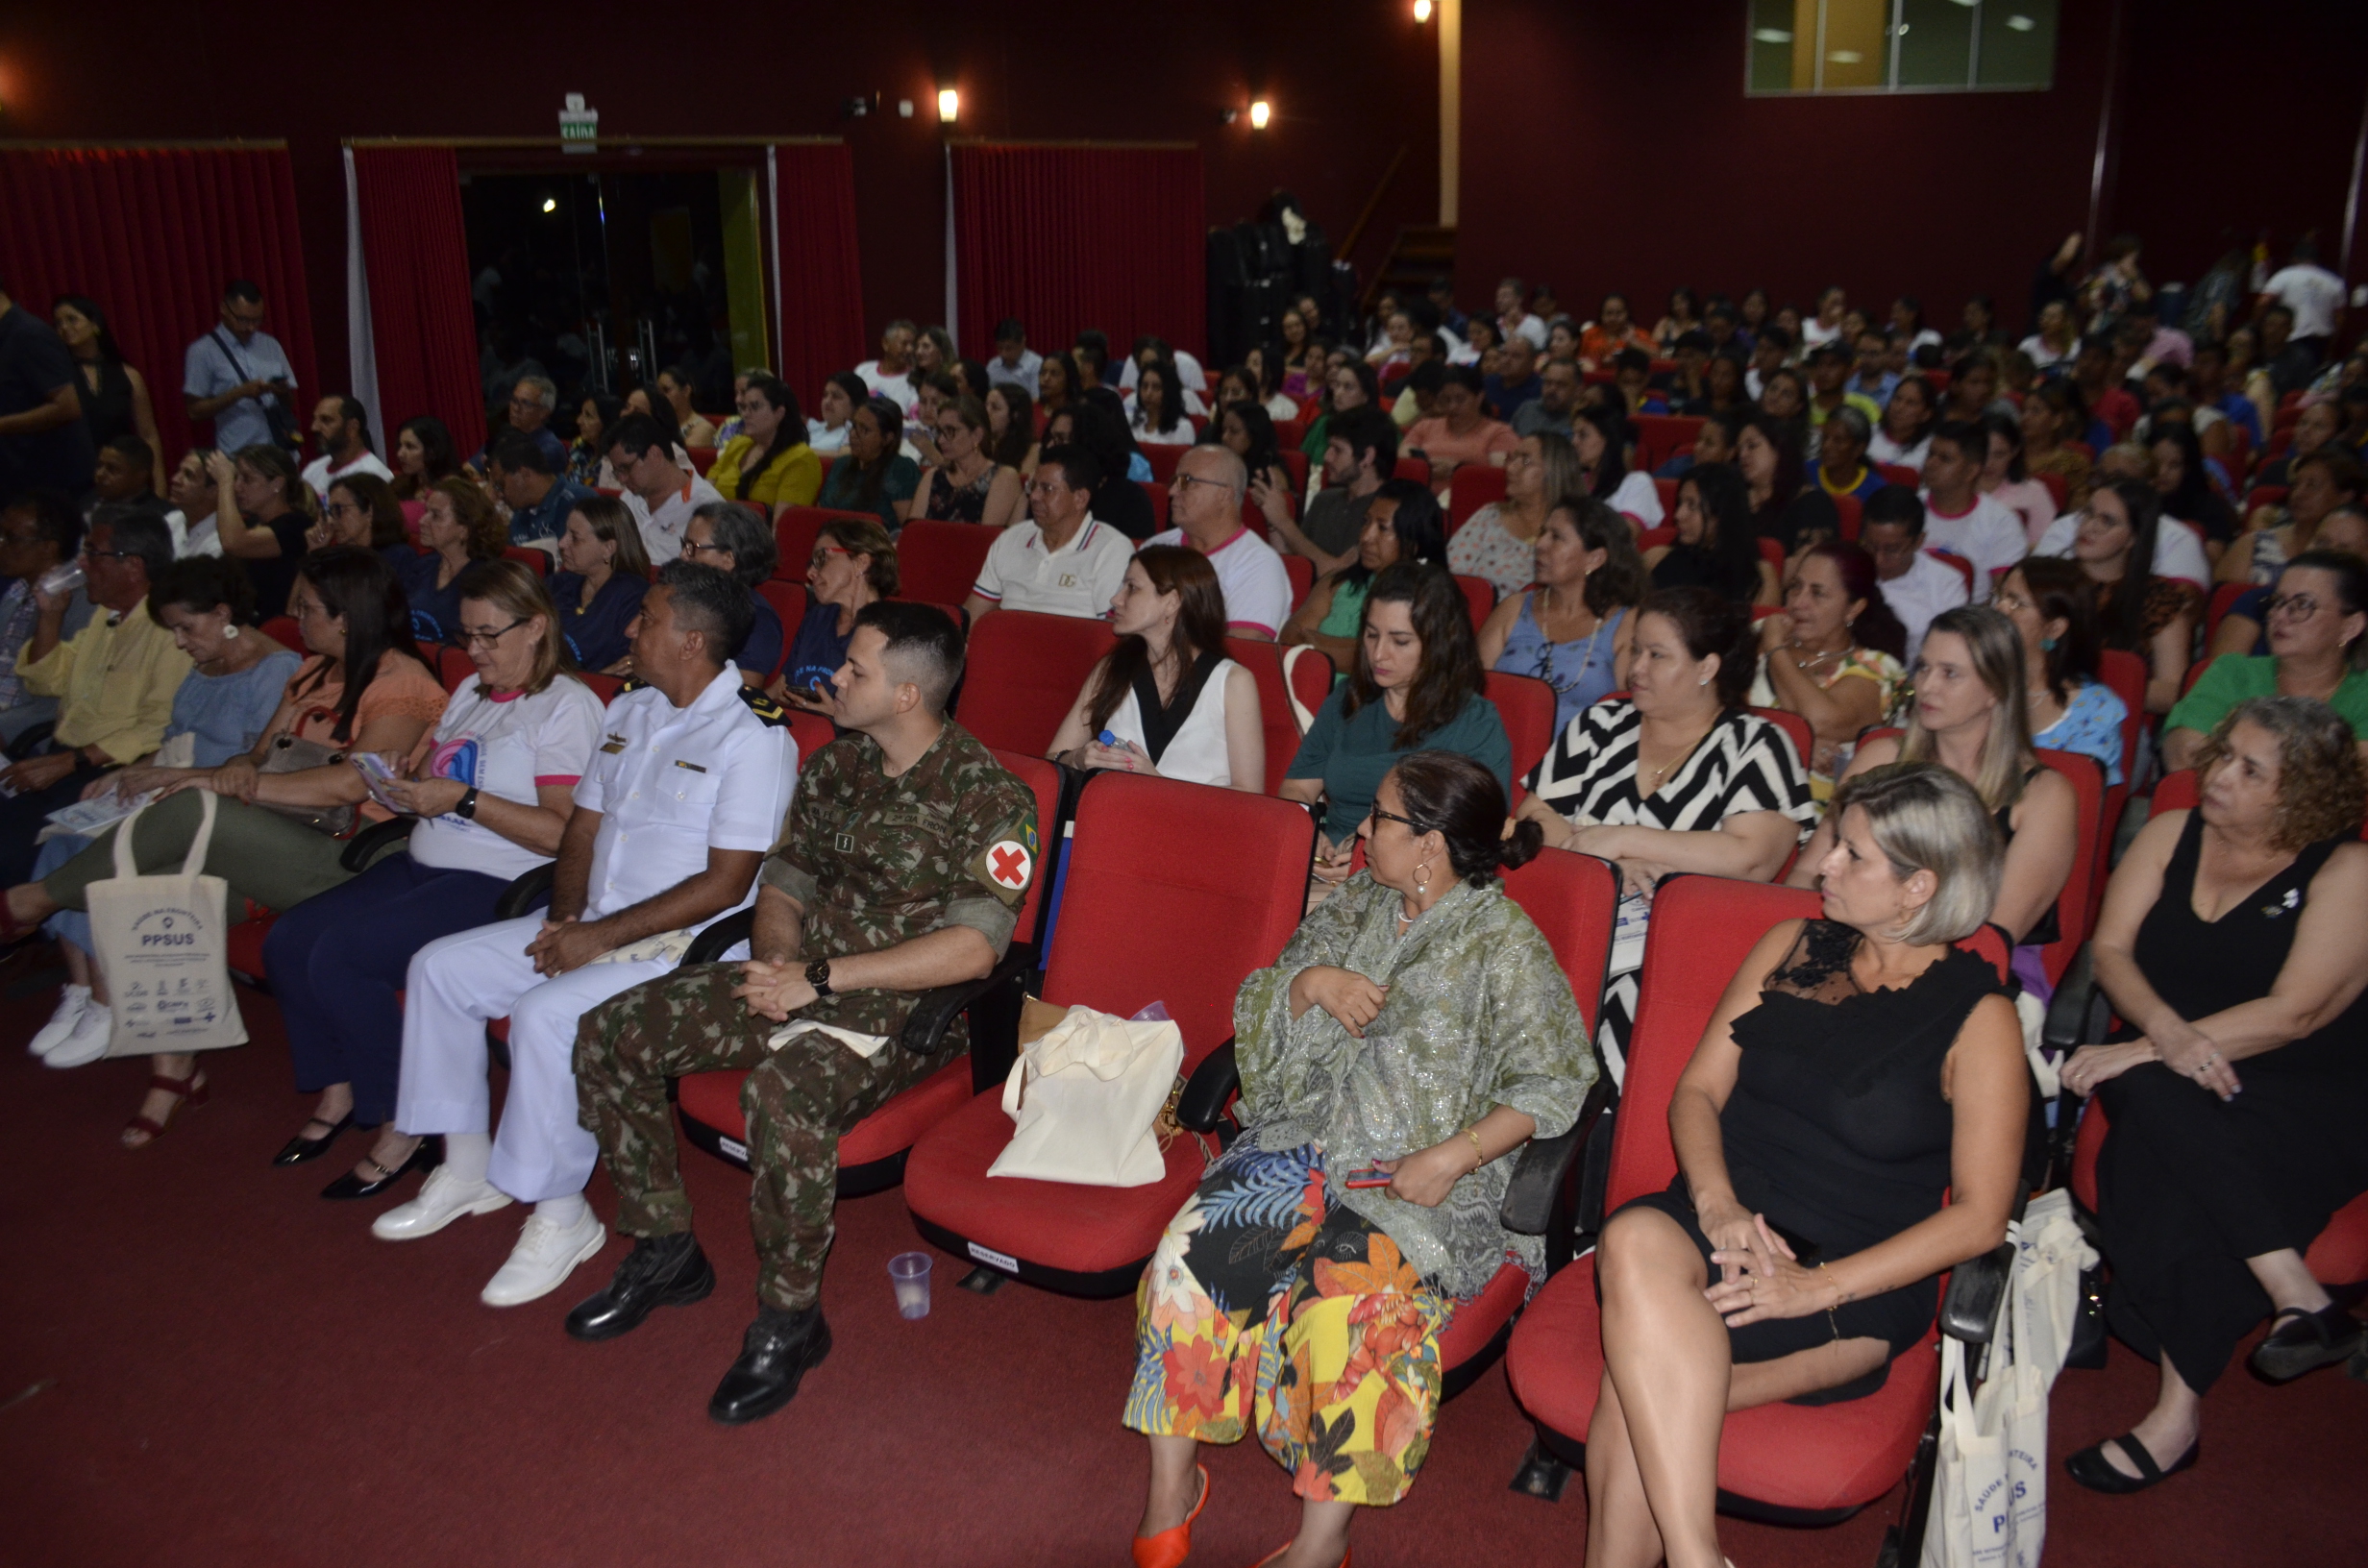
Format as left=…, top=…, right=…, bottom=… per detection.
left=272, top=1112, right=356, bottom=1166
left=2063, top=1433, right=2198, bottom=1494
left=707, top=1306, right=831, bottom=1425
left=319, top=1138, right=438, bottom=1200
left=2248, top=1302, right=2364, bottom=1383
left=565, top=1234, right=716, bottom=1341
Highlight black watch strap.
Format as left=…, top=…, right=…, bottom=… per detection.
left=805, top=957, right=834, bottom=997
left=455, top=786, right=480, bottom=820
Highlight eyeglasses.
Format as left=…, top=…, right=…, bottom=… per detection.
left=1171, top=473, right=1234, bottom=494
left=457, top=616, right=529, bottom=649
left=682, top=539, right=733, bottom=561
left=1368, top=805, right=1423, bottom=834
left=86, top=548, right=138, bottom=561
left=1991, top=588, right=2035, bottom=614
left=807, top=546, right=851, bottom=569
left=2266, top=593, right=2323, bottom=624
left=325, top=501, right=364, bottom=518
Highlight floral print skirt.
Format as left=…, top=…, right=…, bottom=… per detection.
left=1122, top=1141, right=1448, bottom=1507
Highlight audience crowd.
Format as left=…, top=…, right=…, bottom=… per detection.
left=2, top=231, right=2364, bottom=1564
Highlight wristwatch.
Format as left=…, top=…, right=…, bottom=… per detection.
left=805, top=957, right=834, bottom=997
left=455, top=786, right=480, bottom=820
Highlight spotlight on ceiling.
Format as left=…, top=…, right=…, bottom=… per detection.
left=1413, top=0, right=1433, bottom=21
left=1248, top=99, right=1270, bottom=130
left=938, top=86, right=959, bottom=122
left=541, top=196, right=556, bottom=214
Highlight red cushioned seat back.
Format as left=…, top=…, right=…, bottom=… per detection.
left=898, top=519, right=1001, bottom=605
left=2152, top=769, right=2198, bottom=814
left=1610, top=879, right=1822, bottom=1209
left=1282, top=552, right=1313, bottom=608
left=259, top=616, right=304, bottom=654
left=987, top=747, right=1064, bottom=946
left=1877, top=464, right=1920, bottom=490
left=1651, top=477, right=1677, bottom=520
left=1746, top=706, right=1813, bottom=778
left=1447, top=464, right=1508, bottom=537
left=755, top=582, right=806, bottom=678
left=2096, top=649, right=2148, bottom=788
left=1499, top=848, right=1617, bottom=1036
left=502, top=546, right=550, bottom=578
left=1139, top=481, right=1171, bottom=531
left=773, top=505, right=879, bottom=582
left=1484, top=670, right=1556, bottom=806
left=1041, top=772, right=1314, bottom=1069
left=1631, top=414, right=1703, bottom=475
left=1833, top=493, right=1861, bottom=541
left=958, top=609, right=1116, bottom=755
left=685, top=445, right=717, bottom=477
left=434, top=645, right=475, bottom=693
left=1143, top=445, right=1186, bottom=485
left=2035, top=747, right=2103, bottom=985
left=1394, top=455, right=1431, bottom=489
left=1225, top=637, right=1310, bottom=795
left=787, top=710, right=836, bottom=772
left=579, top=672, right=625, bottom=705
left=1454, top=574, right=1496, bottom=629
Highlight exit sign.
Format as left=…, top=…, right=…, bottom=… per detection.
left=559, top=93, right=599, bottom=154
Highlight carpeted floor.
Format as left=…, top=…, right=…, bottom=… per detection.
left=0, top=946, right=2361, bottom=1568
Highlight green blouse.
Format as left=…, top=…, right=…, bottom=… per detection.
left=1233, top=873, right=1598, bottom=1295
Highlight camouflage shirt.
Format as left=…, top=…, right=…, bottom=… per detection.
left=757, top=720, right=1038, bottom=1041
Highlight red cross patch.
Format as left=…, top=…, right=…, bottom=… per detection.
left=987, top=840, right=1032, bottom=890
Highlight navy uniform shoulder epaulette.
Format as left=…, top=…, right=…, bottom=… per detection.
left=737, top=686, right=791, bottom=727
left=615, top=677, right=646, bottom=694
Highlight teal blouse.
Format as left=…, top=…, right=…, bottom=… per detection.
left=1287, top=685, right=1512, bottom=843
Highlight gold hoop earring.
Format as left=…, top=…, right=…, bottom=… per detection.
left=1415, top=864, right=1431, bottom=892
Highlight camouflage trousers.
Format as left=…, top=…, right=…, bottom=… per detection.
left=573, top=963, right=951, bottom=1311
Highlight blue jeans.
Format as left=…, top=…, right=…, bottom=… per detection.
left=264, top=853, right=510, bottom=1125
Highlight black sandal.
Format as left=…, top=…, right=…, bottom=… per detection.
left=2063, top=1433, right=2198, bottom=1494
left=272, top=1111, right=356, bottom=1166
left=2248, top=1302, right=2364, bottom=1383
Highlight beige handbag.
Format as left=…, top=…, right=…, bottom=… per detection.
left=87, top=791, right=250, bottom=1057
left=986, top=1001, right=1185, bottom=1188
left=255, top=733, right=358, bottom=836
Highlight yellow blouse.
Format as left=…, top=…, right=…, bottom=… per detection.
left=707, top=434, right=822, bottom=511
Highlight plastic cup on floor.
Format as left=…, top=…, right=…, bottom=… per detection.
left=888, top=1251, right=933, bottom=1320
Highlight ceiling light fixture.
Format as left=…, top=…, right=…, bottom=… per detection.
left=1248, top=99, right=1270, bottom=130
left=1413, top=0, right=1433, bottom=22
left=938, top=87, right=959, bottom=122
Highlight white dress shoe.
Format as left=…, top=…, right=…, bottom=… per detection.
left=29, top=985, right=92, bottom=1057
left=371, top=1165, right=512, bottom=1241
left=41, top=994, right=115, bottom=1067
left=481, top=1209, right=608, bottom=1308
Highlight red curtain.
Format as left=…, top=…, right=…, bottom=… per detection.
left=0, top=144, right=317, bottom=465
left=951, top=144, right=1206, bottom=364
left=352, top=146, right=486, bottom=458
left=772, top=142, right=867, bottom=409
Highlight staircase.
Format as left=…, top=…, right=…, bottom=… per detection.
left=1363, top=225, right=1458, bottom=315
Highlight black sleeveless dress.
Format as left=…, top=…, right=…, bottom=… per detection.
left=1616, top=919, right=2003, bottom=1398
left=77, top=356, right=137, bottom=449
left=2095, top=811, right=2368, bottom=1391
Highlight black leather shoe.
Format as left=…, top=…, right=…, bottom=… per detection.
left=565, top=1234, right=716, bottom=1341
left=2063, top=1433, right=2198, bottom=1494
left=273, top=1112, right=356, bottom=1166
left=707, top=1306, right=831, bottom=1425
left=319, top=1137, right=438, bottom=1200
left=2249, top=1301, right=2364, bottom=1382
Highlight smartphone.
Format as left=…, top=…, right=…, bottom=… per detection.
left=348, top=753, right=410, bottom=815
left=1343, top=1166, right=1394, bottom=1190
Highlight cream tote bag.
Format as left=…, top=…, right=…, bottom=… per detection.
left=88, top=792, right=250, bottom=1057
left=987, top=1003, right=1184, bottom=1188
left=1921, top=1188, right=2094, bottom=1568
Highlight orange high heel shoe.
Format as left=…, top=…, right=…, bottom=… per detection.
left=1131, top=1464, right=1210, bottom=1568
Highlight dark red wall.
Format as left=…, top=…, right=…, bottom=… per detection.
left=1456, top=0, right=2368, bottom=336
left=0, top=2, right=1439, bottom=385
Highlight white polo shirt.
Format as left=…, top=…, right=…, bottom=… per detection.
left=1147, top=526, right=1293, bottom=639
left=972, top=516, right=1134, bottom=621
left=1915, top=490, right=2026, bottom=602
left=1881, top=549, right=1972, bottom=663
left=300, top=449, right=393, bottom=502
left=571, top=668, right=798, bottom=929
left=626, top=472, right=726, bottom=566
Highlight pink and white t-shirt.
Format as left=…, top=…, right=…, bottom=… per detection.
left=1147, top=526, right=1294, bottom=639
left=407, top=673, right=606, bottom=882
left=1915, top=490, right=2027, bottom=603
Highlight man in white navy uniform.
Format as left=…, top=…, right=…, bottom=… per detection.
left=375, top=560, right=798, bottom=1307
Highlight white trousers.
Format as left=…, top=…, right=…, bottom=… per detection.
left=394, top=917, right=677, bottom=1206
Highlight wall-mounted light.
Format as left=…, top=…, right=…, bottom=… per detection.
left=1413, top=0, right=1433, bottom=21
left=938, top=86, right=960, bottom=122
left=1248, top=99, right=1270, bottom=130
left=541, top=196, right=557, bottom=213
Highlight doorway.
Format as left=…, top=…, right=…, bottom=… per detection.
left=459, top=162, right=770, bottom=427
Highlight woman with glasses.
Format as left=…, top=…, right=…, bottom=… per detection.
left=775, top=518, right=896, bottom=707
left=259, top=561, right=604, bottom=1196
left=2165, top=551, right=2368, bottom=771
left=394, top=477, right=508, bottom=647
left=706, top=374, right=821, bottom=513
left=816, top=397, right=921, bottom=535
left=1286, top=479, right=1449, bottom=674
left=309, top=474, right=411, bottom=566
left=2055, top=478, right=2199, bottom=716
left=912, top=393, right=1024, bottom=527
left=1518, top=587, right=1815, bottom=1082
left=1447, top=430, right=1586, bottom=600
left=1478, top=496, right=1644, bottom=734
left=1995, top=557, right=2131, bottom=786
left=549, top=495, right=652, bottom=674
left=678, top=502, right=782, bottom=688
left=2208, top=505, right=2368, bottom=661
left=1, top=548, right=446, bottom=1145
left=1127, top=752, right=1591, bottom=1568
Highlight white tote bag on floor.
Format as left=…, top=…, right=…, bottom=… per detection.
left=1922, top=1188, right=2094, bottom=1568
left=86, top=792, right=250, bottom=1057
left=986, top=1003, right=1184, bottom=1188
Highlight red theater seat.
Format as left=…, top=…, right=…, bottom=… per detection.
left=958, top=610, right=1117, bottom=755
left=1225, top=637, right=1330, bottom=795
left=1454, top=573, right=1496, bottom=628
left=897, top=519, right=1001, bottom=606
left=1486, top=670, right=1558, bottom=805
left=1448, top=465, right=1509, bottom=537
left=900, top=773, right=1317, bottom=1294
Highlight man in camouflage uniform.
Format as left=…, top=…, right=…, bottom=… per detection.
left=567, top=601, right=1038, bottom=1425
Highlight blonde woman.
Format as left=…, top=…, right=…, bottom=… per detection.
left=1446, top=429, right=1586, bottom=600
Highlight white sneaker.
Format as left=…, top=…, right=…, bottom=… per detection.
left=29, top=985, right=92, bottom=1057
left=371, top=1165, right=513, bottom=1241
left=40, top=994, right=114, bottom=1068
left=480, top=1208, right=608, bottom=1308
